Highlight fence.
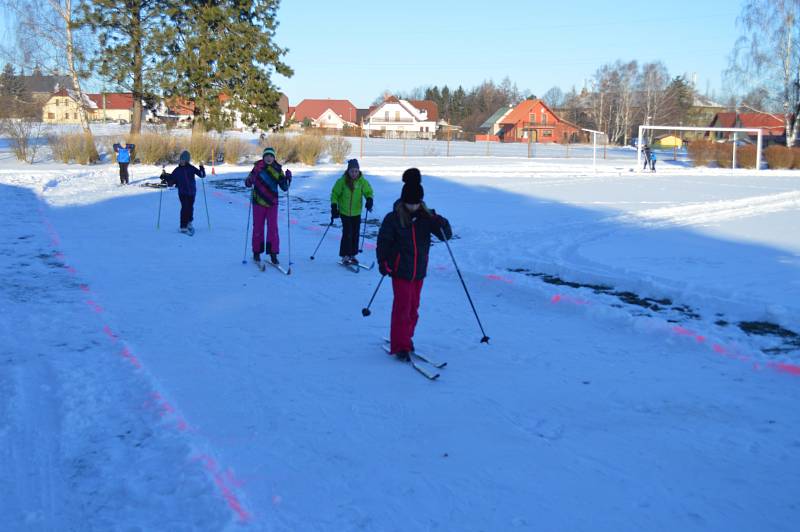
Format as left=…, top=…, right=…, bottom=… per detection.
left=348, top=134, right=642, bottom=161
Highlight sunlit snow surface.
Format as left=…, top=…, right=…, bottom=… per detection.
left=1, top=133, right=798, bottom=531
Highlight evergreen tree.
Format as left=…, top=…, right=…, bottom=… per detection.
left=440, top=85, right=451, bottom=121
left=80, top=0, right=164, bottom=135
left=662, top=75, right=694, bottom=125
left=451, top=85, right=466, bottom=124
left=152, top=0, right=292, bottom=133
left=0, top=64, right=25, bottom=99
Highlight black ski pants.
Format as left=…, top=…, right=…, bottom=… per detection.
left=119, top=162, right=129, bottom=184
left=339, top=214, right=361, bottom=257
left=179, top=194, right=195, bottom=228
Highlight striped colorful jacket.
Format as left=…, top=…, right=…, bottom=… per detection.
left=245, top=160, right=289, bottom=207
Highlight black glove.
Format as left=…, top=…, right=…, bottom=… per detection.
left=331, top=204, right=339, bottom=219
left=365, top=197, right=373, bottom=212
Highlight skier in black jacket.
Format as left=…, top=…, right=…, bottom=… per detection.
left=376, top=168, right=452, bottom=360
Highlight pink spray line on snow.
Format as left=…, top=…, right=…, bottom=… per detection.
left=480, top=270, right=800, bottom=378
left=35, top=205, right=253, bottom=524
left=547, top=287, right=800, bottom=378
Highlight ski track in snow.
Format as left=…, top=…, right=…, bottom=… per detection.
left=612, top=190, right=800, bottom=227
left=1, top=152, right=800, bottom=531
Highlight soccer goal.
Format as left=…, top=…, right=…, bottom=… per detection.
left=637, top=125, right=764, bottom=171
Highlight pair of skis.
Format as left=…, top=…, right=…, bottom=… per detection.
left=254, top=259, right=291, bottom=275
left=381, top=338, right=446, bottom=381
left=338, top=259, right=374, bottom=274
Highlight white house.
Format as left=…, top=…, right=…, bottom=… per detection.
left=364, top=96, right=438, bottom=139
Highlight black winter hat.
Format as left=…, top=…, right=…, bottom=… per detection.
left=402, top=167, right=421, bottom=185
left=347, top=158, right=359, bottom=170
left=401, top=182, right=424, bottom=204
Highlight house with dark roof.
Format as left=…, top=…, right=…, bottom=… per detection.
left=290, top=99, right=359, bottom=128
left=707, top=112, right=786, bottom=143
left=20, top=71, right=72, bottom=101
left=364, top=96, right=438, bottom=139
left=496, top=99, right=580, bottom=143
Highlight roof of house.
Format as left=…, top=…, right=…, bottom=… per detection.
left=292, top=99, right=358, bottom=123
left=22, top=74, right=72, bottom=94
left=366, top=96, right=437, bottom=122
left=710, top=112, right=784, bottom=130
left=87, top=93, right=134, bottom=110
left=500, top=99, right=548, bottom=125
left=500, top=99, right=577, bottom=130
left=408, top=100, right=438, bottom=122
left=479, top=105, right=513, bottom=130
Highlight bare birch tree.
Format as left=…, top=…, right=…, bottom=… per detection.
left=728, top=0, right=800, bottom=146
left=2, top=0, right=96, bottom=143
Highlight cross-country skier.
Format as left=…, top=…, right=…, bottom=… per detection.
left=642, top=144, right=652, bottom=171
left=649, top=149, right=657, bottom=172
left=165, top=150, right=205, bottom=234
left=376, top=168, right=452, bottom=361
left=245, top=147, right=292, bottom=265
left=330, top=158, right=373, bottom=265
left=112, top=139, right=135, bottom=185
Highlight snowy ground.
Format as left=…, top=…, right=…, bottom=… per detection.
left=1, top=140, right=799, bottom=531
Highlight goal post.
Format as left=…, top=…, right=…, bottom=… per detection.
left=637, top=125, right=763, bottom=171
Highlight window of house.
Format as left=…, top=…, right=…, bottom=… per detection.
left=542, top=110, right=547, bottom=125
left=385, top=111, right=389, bottom=121
left=420, top=127, right=423, bottom=132
left=529, top=113, right=536, bottom=124
left=55, top=99, right=59, bottom=107
left=543, top=129, right=553, bottom=137
left=47, top=112, right=54, bottom=119
left=395, top=111, right=400, bottom=121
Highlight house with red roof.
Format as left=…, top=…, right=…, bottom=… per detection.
left=496, top=99, right=580, bottom=143
left=88, top=93, right=135, bottom=123
left=364, top=95, right=438, bottom=139
left=707, top=112, right=786, bottom=143
left=289, top=99, right=359, bottom=129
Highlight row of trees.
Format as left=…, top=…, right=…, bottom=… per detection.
left=385, top=78, right=525, bottom=134
left=0, top=0, right=292, bottom=138
left=552, top=62, right=695, bottom=146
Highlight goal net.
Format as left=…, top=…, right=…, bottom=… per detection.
left=637, top=125, right=764, bottom=171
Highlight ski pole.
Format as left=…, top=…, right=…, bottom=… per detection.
left=441, top=236, right=490, bottom=343
left=358, top=212, right=368, bottom=253
left=156, top=165, right=165, bottom=229
left=241, top=200, right=252, bottom=264
left=285, top=190, right=292, bottom=274
left=361, top=274, right=386, bottom=317
left=201, top=173, right=211, bottom=229
left=309, top=219, right=334, bottom=260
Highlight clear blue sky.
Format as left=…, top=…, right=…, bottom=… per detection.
left=275, top=0, right=743, bottom=106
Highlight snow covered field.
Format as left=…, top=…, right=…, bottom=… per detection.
left=1, top=139, right=799, bottom=531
